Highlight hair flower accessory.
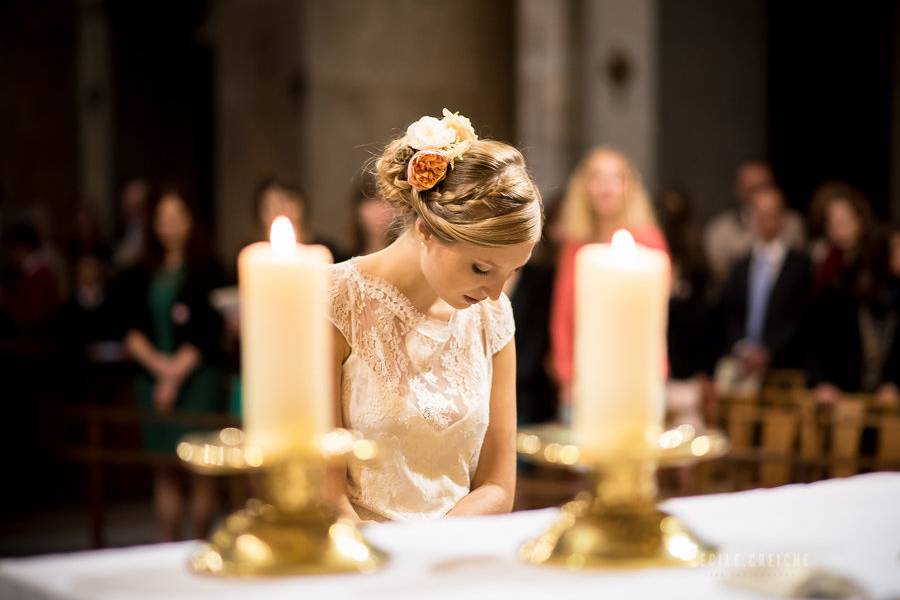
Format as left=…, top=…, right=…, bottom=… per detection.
left=405, top=116, right=456, bottom=151
left=403, top=108, right=478, bottom=192
left=407, top=150, right=449, bottom=191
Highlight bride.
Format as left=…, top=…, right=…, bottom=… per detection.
left=328, top=110, right=543, bottom=521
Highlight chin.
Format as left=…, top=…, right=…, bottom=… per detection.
left=441, top=293, right=471, bottom=309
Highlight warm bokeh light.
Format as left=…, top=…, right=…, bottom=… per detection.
left=611, top=228, right=636, bottom=253
left=269, top=215, right=297, bottom=259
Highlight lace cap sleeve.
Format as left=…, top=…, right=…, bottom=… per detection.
left=328, top=263, right=356, bottom=346
left=483, top=292, right=515, bottom=355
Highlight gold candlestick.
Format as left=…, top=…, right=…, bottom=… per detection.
left=177, top=428, right=387, bottom=576
left=517, top=424, right=728, bottom=569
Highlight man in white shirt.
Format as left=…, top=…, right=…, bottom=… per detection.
left=704, top=161, right=806, bottom=293
left=718, top=185, right=811, bottom=376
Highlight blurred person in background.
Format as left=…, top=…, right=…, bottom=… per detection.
left=117, top=188, right=225, bottom=541
left=658, top=186, right=712, bottom=379
left=875, top=225, right=900, bottom=410
left=113, top=177, right=150, bottom=271
left=704, top=160, right=805, bottom=292
left=717, top=185, right=811, bottom=381
left=253, top=176, right=347, bottom=262
left=57, top=253, right=121, bottom=402
left=27, top=202, right=70, bottom=300
left=220, top=177, right=347, bottom=416
left=348, top=171, right=395, bottom=257
left=810, top=183, right=873, bottom=294
left=807, top=186, right=895, bottom=405
left=550, top=147, right=668, bottom=420
left=67, top=203, right=110, bottom=262
left=505, top=193, right=562, bottom=426
left=0, top=219, right=63, bottom=508
left=0, top=220, right=61, bottom=353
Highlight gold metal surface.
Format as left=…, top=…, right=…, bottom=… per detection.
left=518, top=423, right=728, bottom=570
left=516, top=423, right=729, bottom=467
left=178, top=428, right=387, bottom=577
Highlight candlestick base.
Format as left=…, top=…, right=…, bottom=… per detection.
left=520, top=497, right=715, bottom=569
left=517, top=423, right=728, bottom=570
left=190, top=501, right=385, bottom=576
left=178, top=428, right=387, bottom=576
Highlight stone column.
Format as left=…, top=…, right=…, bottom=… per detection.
left=212, top=0, right=301, bottom=269
left=656, top=0, right=767, bottom=221
left=516, top=0, right=573, bottom=199
left=580, top=0, right=658, bottom=187
left=75, top=0, right=114, bottom=233
left=892, top=7, right=900, bottom=221
left=298, top=0, right=515, bottom=248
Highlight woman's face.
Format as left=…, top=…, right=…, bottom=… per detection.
left=825, top=198, right=861, bottom=252
left=586, top=154, right=628, bottom=221
left=418, top=224, right=534, bottom=310
left=154, top=194, right=192, bottom=252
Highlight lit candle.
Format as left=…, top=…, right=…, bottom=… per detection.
left=573, top=230, right=669, bottom=460
left=238, top=216, right=333, bottom=459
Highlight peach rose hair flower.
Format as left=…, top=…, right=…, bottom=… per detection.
left=407, top=150, right=449, bottom=192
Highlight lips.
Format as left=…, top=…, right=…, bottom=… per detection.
left=463, top=295, right=481, bottom=305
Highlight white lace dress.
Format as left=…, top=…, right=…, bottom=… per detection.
left=328, top=260, right=515, bottom=521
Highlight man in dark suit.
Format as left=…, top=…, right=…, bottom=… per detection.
left=719, top=185, right=811, bottom=375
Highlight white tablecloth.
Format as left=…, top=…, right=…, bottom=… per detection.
left=2, top=473, right=899, bottom=600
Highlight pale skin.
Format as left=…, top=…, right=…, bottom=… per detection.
left=329, top=219, right=534, bottom=522
left=586, top=153, right=630, bottom=242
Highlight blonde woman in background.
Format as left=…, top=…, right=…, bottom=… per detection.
left=550, top=147, right=668, bottom=417
left=328, top=110, right=543, bottom=522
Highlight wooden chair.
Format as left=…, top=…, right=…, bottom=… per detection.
left=796, top=391, right=825, bottom=481
left=876, top=413, right=900, bottom=470
left=762, top=369, right=807, bottom=392
left=724, top=398, right=760, bottom=489
left=830, top=397, right=866, bottom=478
left=758, top=407, right=798, bottom=487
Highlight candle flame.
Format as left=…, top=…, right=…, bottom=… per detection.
left=270, top=216, right=296, bottom=258
left=611, top=229, right=635, bottom=252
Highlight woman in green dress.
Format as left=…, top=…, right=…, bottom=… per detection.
left=120, top=189, right=224, bottom=541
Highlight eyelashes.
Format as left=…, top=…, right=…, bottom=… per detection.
left=472, top=264, right=525, bottom=276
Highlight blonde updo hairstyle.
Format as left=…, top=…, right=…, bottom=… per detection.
left=374, top=138, right=543, bottom=248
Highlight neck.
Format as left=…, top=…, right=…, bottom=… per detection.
left=596, top=219, right=627, bottom=243
left=163, top=249, right=184, bottom=269
left=364, top=231, right=387, bottom=255
left=364, top=230, right=440, bottom=314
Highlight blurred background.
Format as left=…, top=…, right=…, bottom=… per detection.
left=1, top=0, right=898, bottom=556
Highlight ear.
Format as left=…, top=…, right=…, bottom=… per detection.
left=414, top=218, right=432, bottom=245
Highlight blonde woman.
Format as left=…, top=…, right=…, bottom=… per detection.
left=329, top=110, right=543, bottom=522
left=550, top=147, right=668, bottom=411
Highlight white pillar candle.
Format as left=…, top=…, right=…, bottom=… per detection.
left=573, top=230, right=669, bottom=460
left=238, top=216, right=333, bottom=459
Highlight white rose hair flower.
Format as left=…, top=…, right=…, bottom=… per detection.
left=441, top=108, right=477, bottom=145
left=405, top=116, right=457, bottom=151
left=402, top=109, right=478, bottom=192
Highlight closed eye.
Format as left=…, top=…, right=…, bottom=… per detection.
left=472, top=263, right=490, bottom=276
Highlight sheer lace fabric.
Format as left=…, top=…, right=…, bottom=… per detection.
left=328, top=260, right=514, bottom=521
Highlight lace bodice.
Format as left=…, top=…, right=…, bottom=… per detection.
left=328, top=260, right=515, bottom=521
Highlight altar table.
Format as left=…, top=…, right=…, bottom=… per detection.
left=1, top=473, right=898, bottom=599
